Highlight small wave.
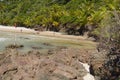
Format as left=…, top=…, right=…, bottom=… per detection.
left=79, top=62, right=95, bottom=80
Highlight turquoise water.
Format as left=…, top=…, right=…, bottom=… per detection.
left=0, top=31, right=95, bottom=53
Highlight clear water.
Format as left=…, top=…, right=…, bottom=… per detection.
left=0, top=31, right=95, bottom=53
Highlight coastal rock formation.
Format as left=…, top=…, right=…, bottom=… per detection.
left=0, top=48, right=96, bottom=80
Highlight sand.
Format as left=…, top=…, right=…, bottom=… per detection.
left=0, top=25, right=87, bottom=40
left=0, top=25, right=36, bottom=33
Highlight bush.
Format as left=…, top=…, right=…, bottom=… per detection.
left=97, top=11, right=120, bottom=80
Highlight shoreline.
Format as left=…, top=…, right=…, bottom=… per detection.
left=0, top=25, right=89, bottom=41
left=0, top=25, right=36, bottom=34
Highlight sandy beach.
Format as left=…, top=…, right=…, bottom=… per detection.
left=0, top=25, right=36, bottom=33
left=0, top=25, right=87, bottom=40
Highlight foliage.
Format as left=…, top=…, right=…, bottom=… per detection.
left=97, top=11, right=120, bottom=80
left=0, top=0, right=120, bottom=35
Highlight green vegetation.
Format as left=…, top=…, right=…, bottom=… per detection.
left=0, top=0, right=120, bottom=36
left=96, top=11, right=120, bottom=80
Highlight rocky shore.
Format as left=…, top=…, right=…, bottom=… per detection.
left=0, top=25, right=98, bottom=80
left=0, top=46, right=96, bottom=80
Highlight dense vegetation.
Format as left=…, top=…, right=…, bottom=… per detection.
left=0, top=0, right=120, bottom=36
left=96, top=11, right=120, bottom=80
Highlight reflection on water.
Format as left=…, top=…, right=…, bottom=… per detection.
left=0, top=31, right=95, bottom=53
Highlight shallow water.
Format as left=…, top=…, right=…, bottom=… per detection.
left=0, top=31, right=95, bottom=53
left=0, top=38, right=7, bottom=41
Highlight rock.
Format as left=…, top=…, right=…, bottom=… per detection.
left=42, top=43, right=53, bottom=46
left=6, top=44, right=24, bottom=49
left=48, top=49, right=54, bottom=55
left=31, top=46, right=42, bottom=50
left=0, top=48, right=96, bottom=80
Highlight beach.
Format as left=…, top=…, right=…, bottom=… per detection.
left=0, top=25, right=87, bottom=40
